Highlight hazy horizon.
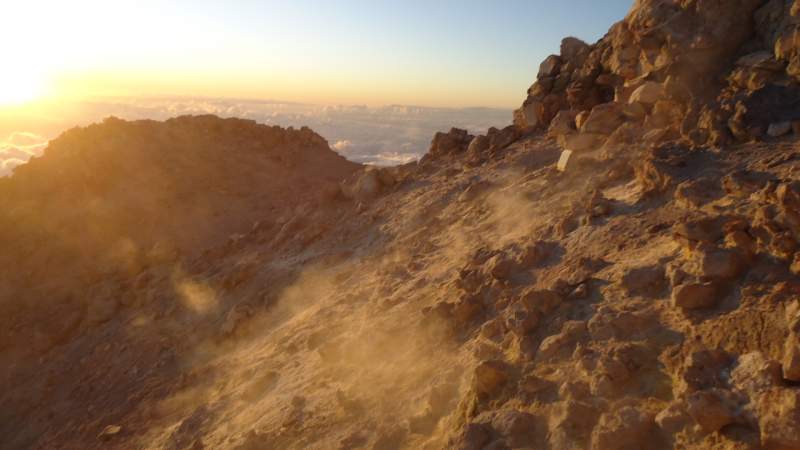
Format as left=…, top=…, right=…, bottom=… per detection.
left=2, top=1, right=630, bottom=108
left=0, top=96, right=513, bottom=175
left=1, top=0, right=632, bottom=174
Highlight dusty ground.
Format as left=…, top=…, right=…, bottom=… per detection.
left=3, top=112, right=800, bottom=449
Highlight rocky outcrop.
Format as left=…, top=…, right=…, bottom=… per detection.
left=515, top=0, right=800, bottom=154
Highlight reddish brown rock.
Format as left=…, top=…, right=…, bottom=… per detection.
left=590, top=406, right=655, bottom=450
left=671, top=282, right=720, bottom=310
left=473, top=360, right=510, bottom=397
left=685, top=389, right=739, bottom=433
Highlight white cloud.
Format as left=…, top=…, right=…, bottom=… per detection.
left=1, top=97, right=512, bottom=176
left=332, top=139, right=352, bottom=151
left=6, top=131, right=47, bottom=147
left=1, top=158, right=26, bottom=175
left=0, top=132, right=48, bottom=177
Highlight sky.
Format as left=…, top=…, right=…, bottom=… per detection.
left=1, top=0, right=631, bottom=108
left=1, top=1, right=633, bottom=173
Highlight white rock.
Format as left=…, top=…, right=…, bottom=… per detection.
left=557, top=150, right=573, bottom=172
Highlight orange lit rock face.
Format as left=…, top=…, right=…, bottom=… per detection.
left=515, top=0, right=800, bottom=151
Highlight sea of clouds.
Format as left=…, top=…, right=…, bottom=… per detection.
left=0, top=97, right=512, bottom=177
left=0, top=132, right=49, bottom=177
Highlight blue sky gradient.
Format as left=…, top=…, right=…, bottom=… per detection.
left=3, top=0, right=633, bottom=108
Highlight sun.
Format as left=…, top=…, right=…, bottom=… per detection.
left=0, top=70, right=48, bottom=106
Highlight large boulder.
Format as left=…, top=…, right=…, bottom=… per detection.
left=628, top=81, right=664, bottom=105
left=514, top=100, right=545, bottom=130
left=538, top=55, right=562, bottom=79
left=561, top=37, right=591, bottom=65
left=426, top=128, right=474, bottom=158
left=548, top=110, right=578, bottom=137
left=580, top=103, right=626, bottom=135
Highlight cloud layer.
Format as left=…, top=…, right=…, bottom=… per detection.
left=0, top=132, right=48, bottom=177
left=1, top=98, right=512, bottom=176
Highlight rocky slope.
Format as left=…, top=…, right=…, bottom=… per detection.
left=4, top=1, right=800, bottom=450
left=0, top=115, right=357, bottom=366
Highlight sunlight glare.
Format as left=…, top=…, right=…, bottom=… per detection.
left=0, top=69, right=48, bottom=106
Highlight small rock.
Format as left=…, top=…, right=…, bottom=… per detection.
left=467, top=135, right=489, bottom=156
left=591, top=407, right=655, bottom=450
left=768, top=122, right=792, bottom=137
left=722, top=169, right=767, bottom=199
left=559, top=380, right=591, bottom=400
left=486, top=125, right=519, bottom=152
left=428, top=128, right=474, bottom=157
left=519, top=241, right=554, bottom=268
left=730, top=352, right=782, bottom=395
left=452, top=293, right=484, bottom=324
left=558, top=132, right=607, bottom=153
left=620, top=265, right=666, bottom=297
left=685, top=389, right=738, bottom=433
left=473, top=360, right=509, bottom=397
left=674, top=178, right=719, bottom=208
left=725, top=229, right=757, bottom=258
left=776, top=181, right=800, bottom=213
left=548, top=110, right=577, bottom=137
left=479, top=317, right=505, bottom=341
left=548, top=400, right=600, bottom=448
left=491, top=410, right=541, bottom=448
left=655, top=401, right=692, bottom=434
left=736, top=51, right=784, bottom=70
left=790, top=254, right=800, bottom=276
left=537, top=321, right=587, bottom=360
left=674, top=217, right=723, bottom=243
left=98, top=425, right=122, bottom=441
left=758, top=390, right=800, bottom=450
left=575, top=110, right=591, bottom=130
left=504, top=301, right=540, bottom=337
left=671, top=282, right=719, bottom=310
left=782, top=337, right=800, bottom=382
left=538, top=55, right=562, bottom=79
left=695, top=246, right=745, bottom=280
left=454, top=423, right=492, bottom=450
left=681, top=350, right=733, bottom=394
left=519, top=289, right=562, bottom=314
left=586, top=190, right=612, bottom=218
left=570, top=283, right=589, bottom=299
left=556, top=150, right=572, bottom=172
left=486, top=254, right=516, bottom=281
